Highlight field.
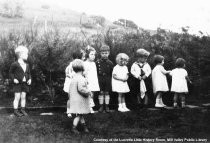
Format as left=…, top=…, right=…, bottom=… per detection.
left=0, top=105, right=210, bottom=143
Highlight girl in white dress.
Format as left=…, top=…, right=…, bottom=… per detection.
left=112, top=53, right=130, bottom=112
left=84, top=46, right=100, bottom=113
left=152, top=55, right=171, bottom=107
left=170, top=58, right=192, bottom=108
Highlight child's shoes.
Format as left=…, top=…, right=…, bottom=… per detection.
left=14, top=109, right=23, bottom=117
left=155, top=102, right=164, bottom=108
left=71, top=126, right=80, bottom=134
left=122, top=103, right=130, bottom=112
left=67, top=113, right=72, bottom=118
left=173, top=102, right=178, bottom=108
left=90, top=108, right=95, bottom=114
left=20, top=108, right=28, bottom=116
left=105, top=105, right=110, bottom=113
left=98, top=105, right=104, bottom=113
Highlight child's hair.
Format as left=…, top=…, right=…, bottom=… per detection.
left=100, top=44, right=110, bottom=52
left=72, top=59, right=84, bottom=72
left=116, top=53, right=129, bottom=65
left=85, top=45, right=96, bottom=59
left=136, top=48, right=150, bottom=58
left=15, top=46, right=28, bottom=57
left=154, top=55, right=164, bottom=65
left=72, top=49, right=85, bottom=60
left=175, top=58, right=186, bottom=68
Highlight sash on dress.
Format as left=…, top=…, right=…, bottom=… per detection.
left=138, top=63, right=147, bottom=99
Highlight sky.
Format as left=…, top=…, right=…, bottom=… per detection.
left=26, top=0, right=210, bottom=35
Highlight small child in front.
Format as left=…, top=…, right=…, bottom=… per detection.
left=96, top=45, right=114, bottom=113
left=112, top=53, right=130, bottom=112
left=170, top=58, right=192, bottom=108
left=9, top=46, right=31, bottom=117
left=69, top=59, right=91, bottom=134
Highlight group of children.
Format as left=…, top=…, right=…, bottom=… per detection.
left=9, top=44, right=191, bottom=134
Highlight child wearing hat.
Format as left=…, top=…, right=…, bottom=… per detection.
left=9, top=46, right=31, bottom=117
left=130, top=48, right=151, bottom=107
left=96, top=44, right=114, bottom=113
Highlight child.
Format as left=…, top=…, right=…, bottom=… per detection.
left=130, top=49, right=151, bottom=107
left=170, top=58, right=192, bottom=108
left=63, top=49, right=85, bottom=117
left=112, top=53, right=130, bottom=112
left=152, top=55, right=170, bottom=107
left=69, top=59, right=91, bottom=134
left=96, top=45, right=114, bottom=113
left=9, top=46, right=31, bottom=117
left=84, top=46, right=100, bottom=113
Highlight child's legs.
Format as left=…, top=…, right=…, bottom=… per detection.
left=104, top=91, right=110, bottom=105
left=144, top=94, right=148, bottom=105
left=13, top=92, right=21, bottom=109
left=73, top=115, right=81, bottom=127
left=156, top=91, right=162, bottom=99
left=20, top=92, right=26, bottom=108
left=67, top=99, right=70, bottom=113
left=118, top=93, right=123, bottom=104
left=173, top=93, right=179, bottom=103
left=98, top=91, right=104, bottom=105
left=137, top=93, right=141, bottom=104
left=80, top=115, right=85, bottom=124
left=180, top=93, right=186, bottom=107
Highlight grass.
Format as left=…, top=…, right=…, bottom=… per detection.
left=0, top=107, right=210, bottom=143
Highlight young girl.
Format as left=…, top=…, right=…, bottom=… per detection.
left=152, top=55, right=170, bottom=107
left=9, top=46, right=31, bottom=117
left=130, top=49, right=151, bottom=107
left=112, top=53, right=130, bottom=112
left=63, top=49, right=85, bottom=117
left=84, top=46, right=100, bottom=113
left=69, top=59, right=91, bottom=134
left=170, top=58, right=192, bottom=108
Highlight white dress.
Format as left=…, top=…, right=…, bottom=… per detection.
left=112, top=65, right=130, bottom=93
left=152, top=65, right=169, bottom=94
left=170, top=68, right=188, bottom=93
left=63, top=62, right=75, bottom=93
left=84, top=61, right=100, bottom=92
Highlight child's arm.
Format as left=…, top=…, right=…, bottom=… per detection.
left=113, top=74, right=127, bottom=82
left=186, top=75, right=192, bottom=84
left=160, top=66, right=171, bottom=75
left=142, top=64, right=151, bottom=80
left=131, top=63, right=141, bottom=80
left=78, top=78, right=91, bottom=97
left=27, top=64, right=32, bottom=85
left=9, top=63, right=19, bottom=84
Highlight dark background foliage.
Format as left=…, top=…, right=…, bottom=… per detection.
left=0, top=27, right=210, bottom=104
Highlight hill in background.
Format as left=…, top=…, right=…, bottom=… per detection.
left=0, top=0, right=119, bottom=34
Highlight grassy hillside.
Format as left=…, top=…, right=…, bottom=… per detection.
left=0, top=0, right=117, bottom=35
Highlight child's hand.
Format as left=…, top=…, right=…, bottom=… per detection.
left=14, top=79, right=19, bottom=84
left=138, top=76, right=142, bottom=80
left=142, top=75, right=147, bottom=80
left=27, top=79, right=32, bottom=85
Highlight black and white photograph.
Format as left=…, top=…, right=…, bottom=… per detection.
left=0, top=0, right=210, bottom=142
